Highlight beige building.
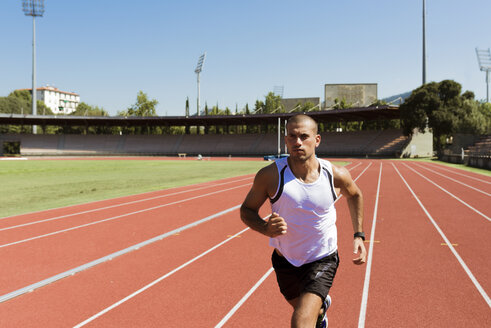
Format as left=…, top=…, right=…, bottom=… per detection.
left=324, top=83, right=377, bottom=108
left=19, top=85, right=80, bottom=115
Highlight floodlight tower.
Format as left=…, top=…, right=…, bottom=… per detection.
left=195, top=52, right=206, bottom=116
left=422, top=0, right=427, bottom=85
left=22, top=0, right=45, bottom=134
left=475, top=48, right=491, bottom=102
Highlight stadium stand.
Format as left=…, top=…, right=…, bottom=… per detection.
left=466, top=134, right=491, bottom=169
left=1, top=129, right=409, bottom=158
left=17, top=134, right=60, bottom=155
left=316, top=129, right=408, bottom=157
left=467, top=134, right=491, bottom=156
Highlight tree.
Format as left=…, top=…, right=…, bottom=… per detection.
left=263, top=92, right=283, bottom=113
left=124, top=91, right=158, bottom=117
left=399, top=80, right=488, bottom=152
left=118, top=91, right=159, bottom=135
left=185, top=97, right=190, bottom=116
left=332, top=97, right=352, bottom=109
left=71, top=102, right=108, bottom=117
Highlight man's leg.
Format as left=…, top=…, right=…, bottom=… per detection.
left=288, top=292, right=323, bottom=328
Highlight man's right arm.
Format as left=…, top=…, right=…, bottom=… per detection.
left=240, top=165, right=287, bottom=238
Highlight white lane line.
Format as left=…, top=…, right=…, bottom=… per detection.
left=0, top=176, right=253, bottom=231
left=402, top=163, right=490, bottom=222
left=358, top=162, right=383, bottom=328
left=0, top=205, right=243, bottom=303
left=424, top=163, right=491, bottom=185
left=346, top=162, right=363, bottom=170
left=0, top=183, right=252, bottom=249
left=413, top=163, right=491, bottom=197
left=73, top=226, right=254, bottom=328
left=215, top=267, right=275, bottom=328
left=392, top=163, right=491, bottom=309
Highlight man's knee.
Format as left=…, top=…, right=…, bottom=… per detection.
left=292, top=307, right=317, bottom=327
left=290, top=293, right=322, bottom=327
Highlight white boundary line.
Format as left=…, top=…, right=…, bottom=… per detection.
left=413, top=163, right=491, bottom=197
left=73, top=226, right=254, bottom=328
left=401, top=163, right=490, bottom=222
left=0, top=183, right=252, bottom=249
left=215, top=267, right=275, bottom=328
left=0, top=205, right=243, bottom=303
left=346, top=162, right=363, bottom=170
left=0, top=175, right=254, bottom=221
left=358, top=162, right=383, bottom=327
left=424, top=162, right=491, bottom=185
left=392, top=163, right=491, bottom=309
left=0, top=176, right=252, bottom=230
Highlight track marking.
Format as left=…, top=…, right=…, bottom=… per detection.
left=73, top=225, right=257, bottom=328
left=215, top=267, right=275, bottom=328
left=441, top=243, right=458, bottom=246
left=358, top=162, right=383, bottom=328
left=392, top=163, right=491, bottom=309
left=423, top=162, right=491, bottom=184
left=0, top=205, right=243, bottom=303
left=0, top=176, right=253, bottom=231
left=346, top=162, right=363, bottom=170
left=0, top=183, right=252, bottom=249
left=413, top=163, right=491, bottom=196
left=401, top=163, right=490, bottom=222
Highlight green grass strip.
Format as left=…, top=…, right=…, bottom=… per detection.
left=1, top=159, right=348, bottom=218
left=0, top=159, right=268, bottom=218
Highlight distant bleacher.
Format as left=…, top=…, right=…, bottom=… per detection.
left=0, top=130, right=409, bottom=157
left=467, top=135, right=491, bottom=156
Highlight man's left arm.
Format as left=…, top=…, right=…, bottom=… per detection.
left=332, top=164, right=367, bottom=265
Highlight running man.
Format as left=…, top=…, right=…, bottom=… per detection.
left=240, top=114, right=367, bottom=327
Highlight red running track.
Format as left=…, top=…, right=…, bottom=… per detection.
left=0, top=160, right=489, bottom=327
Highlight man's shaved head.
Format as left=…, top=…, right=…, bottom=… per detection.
left=286, top=114, right=318, bottom=134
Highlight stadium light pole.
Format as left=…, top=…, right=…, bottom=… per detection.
left=475, top=48, right=491, bottom=102
left=422, top=0, right=427, bottom=85
left=195, top=52, right=206, bottom=116
left=22, top=0, right=44, bottom=134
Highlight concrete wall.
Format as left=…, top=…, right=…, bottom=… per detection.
left=280, top=97, right=320, bottom=112
left=324, top=83, right=377, bottom=108
left=400, top=128, right=433, bottom=158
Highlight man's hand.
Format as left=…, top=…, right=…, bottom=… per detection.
left=352, top=237, right=367, bottom=265
left=265, top=212, right=287, bottom=237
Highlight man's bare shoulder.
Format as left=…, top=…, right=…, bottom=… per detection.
left=332, top=164, right=353, bottom=185
left=254, top=162, right=279, bottom=196
left=255, top=162, right=278, bottom=182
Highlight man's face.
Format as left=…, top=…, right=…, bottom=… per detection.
left=285, top=120, right=320, bottom=161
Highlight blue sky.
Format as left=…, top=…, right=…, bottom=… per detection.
left=1, top=0, right=490, bottom=116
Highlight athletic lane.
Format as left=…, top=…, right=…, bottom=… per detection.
left=393, top=162, right=491, bottom=299
left=403, top=162, right=491, bottom=215
left=421, top=162, right=491, bottom=186
left=0, top=211, right=257, bottom=326
left=0, top=179, right=253, bottom=296
left=364, top=162, right=490, bottom=327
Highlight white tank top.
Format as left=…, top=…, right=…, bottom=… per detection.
left=269, top=157, right=338, bottom=267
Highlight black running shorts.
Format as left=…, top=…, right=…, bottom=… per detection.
left=271, top=250, right=340, bottom=301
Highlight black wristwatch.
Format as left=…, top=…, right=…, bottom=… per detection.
left=354, top=232, right=365, bottom=241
